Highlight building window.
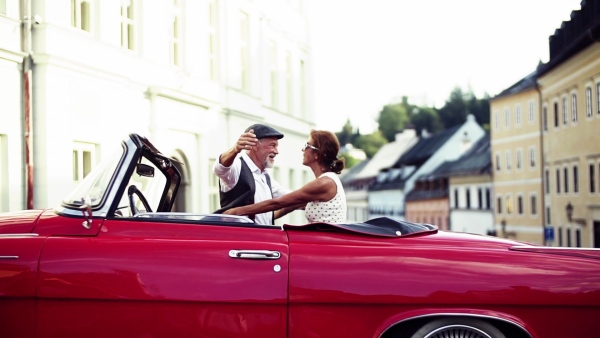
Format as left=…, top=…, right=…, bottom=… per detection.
left=591, top=164, right=596, bottom=193
left=0, top=134, right=6, bottom=211
left=454, top=188, right=459, bottom=208
left=477, top=188, right=483, bottom=210
left=515, top=105, right=522, bottom=125
left=528, top=101, right=535, bottom=123
left=208, top=0, right=219, bottom=80
left=573, top=165, right=579, bottom=193
left=556, top=168, right=561, bottom=194
left=486, top=188, right=491, bottom=210
left=71, top=0, right=91, bottom=32
left=562, top=96, right=568, bottom=125
left=529, top=147, right=536, bottom=168
left=516, top=149, right=522, bottom=170
left=285, top=51, right=293, bottom=114
left=517, top=195, right=523, bottom=215
left=530, top=194, right=537, bottom=216
left=466, top=189, right=471, bottom=209
left=73, top=142, right=96, bottom=181
left=208, top=159, right=219, bottom=212
left=505, top=195, right=512, bottom=214
left=300, top=60, right=306, bottom=117
left=586, top=87, right=592, bottom=118
left=495, top=153, right=501, bottom=172
left=494, top=111, right=500, bottom=129
left=547, top=207, right=552, bottom=226
left=240, top=11, right=250, bottom=91
left=120, top=0, right=135, bottom=50
left=496, top=196, right=502, bottom=214
left=543, top=106, right=548, bottom=131
left=545, top=169, right=550, bottom=194
left=269, top=40, right=278, bottom=108
left=567, top=228, right=572, bottom=247
left=557, top=226, right=562, bottom=246
left=576, top=228, right=581, bottom=247
left=597, top=82, right=600, bottom=115
left=553, top=102, right=559, bottom=128
left=564, top=167, right=569, bottom=193
left=504, top=108, right=510, bottom=127
left=571, top=93, right=578, bottom=122
left=505, top=151, right=512, bottom=170
left=169, top=0, right=182, bottom=66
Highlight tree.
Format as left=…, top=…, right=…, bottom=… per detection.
left=377, top=103, right=410, bottom=142
left=438, top=87, right=469, bottom=128
left=410, top=107, right=442, bottom=136
left=336, top=119, right=354, bottom=146
left=355, top=131, right=387, bottom=158
left=469, top=92, right=491, bottom=130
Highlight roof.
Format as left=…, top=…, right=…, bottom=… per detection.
left=422, top=134, right=491, bottom=179
left=352, top=129, right=418, bottom=180
left=492, top=70, right=538, bottom=100
left=340, top=159, right=371, bottom=186
left=393, top=125, right=460, bottom=168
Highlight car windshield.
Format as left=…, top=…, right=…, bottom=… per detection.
left=62, top=147, right=124, bottom=208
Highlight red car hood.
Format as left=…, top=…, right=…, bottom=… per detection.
left=0, top=209, right=44, bottom=234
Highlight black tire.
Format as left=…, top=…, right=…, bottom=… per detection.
left=410, top=318, right=506, bottom=338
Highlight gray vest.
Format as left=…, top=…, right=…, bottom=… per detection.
left=215, top=157, right=273, bottom=223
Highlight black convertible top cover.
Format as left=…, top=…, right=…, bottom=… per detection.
left=284, top=217, right=438, bottom=237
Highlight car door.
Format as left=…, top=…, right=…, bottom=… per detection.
left=36, top=219, right=289, bottom=338
left=0, top=235, right=46, bottom=338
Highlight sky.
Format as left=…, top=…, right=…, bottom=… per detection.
left=307, top=0, right=584, bottom=134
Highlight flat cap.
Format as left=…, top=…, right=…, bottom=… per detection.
left=245, top=124, right=284, bottom=139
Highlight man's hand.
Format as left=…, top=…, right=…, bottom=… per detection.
left=219, top=130, right=258, bottom=167
left=235, top=129, right=258, bottom=153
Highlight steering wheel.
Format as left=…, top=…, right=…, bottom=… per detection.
left=128, top=185, right=153, bottom=215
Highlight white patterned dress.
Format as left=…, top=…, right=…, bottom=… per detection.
left=304, top=172, right=347, bottom=224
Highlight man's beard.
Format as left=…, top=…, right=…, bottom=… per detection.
left=264, top=155, right=275, bottom=169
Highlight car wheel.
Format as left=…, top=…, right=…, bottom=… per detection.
left=410, top=318, right=506, bottom=338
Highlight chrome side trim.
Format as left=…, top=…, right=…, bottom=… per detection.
left=0, top=256, right=19, bottom=259
left=0, top=233, right=39, bottom=237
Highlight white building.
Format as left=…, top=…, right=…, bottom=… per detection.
left=0, top=0, right=314, bottom=225
left=369, top=115, right=485, bottom=220
left=342, top=129, right=418, bottom=222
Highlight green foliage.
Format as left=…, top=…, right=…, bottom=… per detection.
left=333, top=86, right=490, bottom=161
left=336, top=119, right=354, bottom=146
left=437, top=87, right=490, bottom=128
left=339, top=153, right=360, bottom=169
left=355, top=131, right=387, bottom=158
left=377, top=103, right=410, bottom=142
left=410, top=107, right=443, bottom=136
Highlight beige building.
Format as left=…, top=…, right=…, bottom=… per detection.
left=490, top=73, right=544, bottom=244
left=537, top=6, right=600, bottom=247
left=490, top=1, right=600, bottom=247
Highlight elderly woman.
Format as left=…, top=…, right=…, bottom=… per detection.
left=224, top=129, right=347, bottom=224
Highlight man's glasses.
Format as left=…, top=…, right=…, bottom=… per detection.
left=302, top=142, right=319, bottom=151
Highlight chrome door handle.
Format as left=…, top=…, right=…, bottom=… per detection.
left=229, top=250, right=281, bottom=260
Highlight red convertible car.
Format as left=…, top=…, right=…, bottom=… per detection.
left=1, top=133, right=599, bottom=338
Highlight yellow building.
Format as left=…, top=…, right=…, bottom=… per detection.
left=490, top=73, right=544, bottom=244
left=537, top=6, right=600, bottom=247
left=491, top=1, right=600, bottom=247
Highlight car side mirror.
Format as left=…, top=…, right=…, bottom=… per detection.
left=137, top=163, right=155, bottom=177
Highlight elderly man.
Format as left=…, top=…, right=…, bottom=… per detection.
left=213, top=124, right=290, bottom=225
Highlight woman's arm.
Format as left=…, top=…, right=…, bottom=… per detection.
left=224, top=176, right=337, bottom=217
left=274, top=203, right=306, bottom=219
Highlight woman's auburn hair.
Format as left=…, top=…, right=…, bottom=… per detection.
left=310, top=129, right=345, bottom=174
